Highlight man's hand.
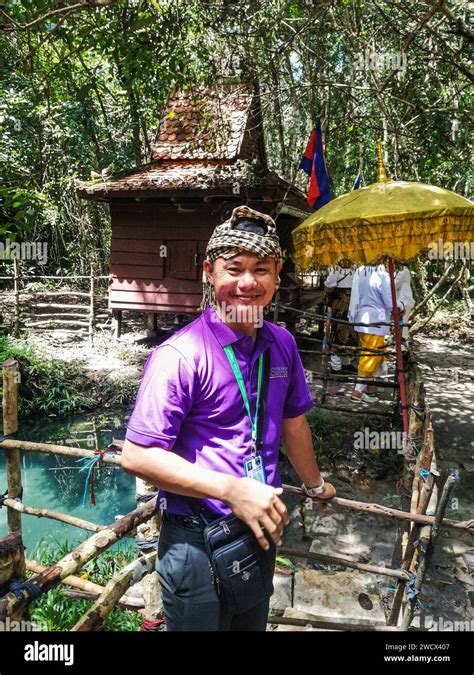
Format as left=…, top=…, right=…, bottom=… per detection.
left=223, top=477, right=289, bottom=551
left=306, top=482, right=337, bottom=501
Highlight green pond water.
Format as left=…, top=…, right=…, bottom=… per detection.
left=0, top=411, right=137, bottom=556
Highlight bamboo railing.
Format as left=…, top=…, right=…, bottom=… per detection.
left=1, top=356, right=469, bottom=632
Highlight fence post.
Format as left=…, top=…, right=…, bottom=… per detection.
left=135, top=478, right=162, bottom=629
left=89, top=263, right=95, bottom=345
left=1, top=358, right=27, bottom=616
left=13, top=259, right=20, bottom=337
left=2, top=359, right=22, bottom=535
left=273, top=291, right=280, bottom=324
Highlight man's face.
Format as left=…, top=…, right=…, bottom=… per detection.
left=203, top=253, right=282, bottom=317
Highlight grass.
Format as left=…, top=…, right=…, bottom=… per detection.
left=28, top=536, right=142, bottom=632
left=0, top=335, right=95, bottom=418
left=0, top=334, right=141, bottom=419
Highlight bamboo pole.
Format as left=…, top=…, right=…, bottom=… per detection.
left=411, top=262, right=453, bottom=318
left=311, top=373, right=397, bottom=388
left=295, top=344, right=396, bottom=356
left=0, top=534, right=26, bottom=587
left=282, top=484, right=473, bottom=533
left=23, top=320, right=90, bottom=328
left=320, top=305, right=332, bottom=404
left=32, top=303, right=89, bottom=310
left=315, top=403, right=393, bottom=417
left=2, top=498, right=108, bottom=533
left=0, top=439, right=122, bottom=465
left=388, top=462, right=438, bottom=626
left=278, top=547, right=410, bottom=581
left=266, top=615, right=420, bottom=632
left=400, top=474, right=457, bottom=631
left=71, top=551, right=156, bottom=631
left=410, top=441, right=439, bottom=575
left=2, top=360, right=21, bottom=536
left=20, top=312, right=91, bottom=319
left=24, top=291, right=92, bottom=298
left=89, top=263, right=95, bottom=346
left=0, top=497, right=158, bottom=620
left=136, top=478, right=161, bottom=625
left=13, top=258, right=20, bottom=337
left=25, top=559, right=144, bottom=609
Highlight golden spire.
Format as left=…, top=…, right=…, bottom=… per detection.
left=376, top=138, right=391, bottom=182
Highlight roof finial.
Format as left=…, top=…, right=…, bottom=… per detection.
left=376, top=138, right=390, bottom=182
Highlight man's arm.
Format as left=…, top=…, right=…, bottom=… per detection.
left=122, top=439, right=289, bottom=550
left=281, top=414, right=336, bottom=500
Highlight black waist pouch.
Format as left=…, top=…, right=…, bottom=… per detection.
left=203, top=514, right=274, bottom=616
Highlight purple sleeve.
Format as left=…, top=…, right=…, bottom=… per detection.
left=283, top=335, right=313, bottom=418
left=125, top=345, right=195, bottom=450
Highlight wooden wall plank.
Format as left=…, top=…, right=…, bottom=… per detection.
left=111, top=252, right=165, bottom=266
left=110, top=302, right=199, bottom=313
left=110, top=265, right=164, bottom=279
left=111, top=239, right=165, bottom=253
left=113, top=225, right=213, bottom=240
left=110, top=290, right=201, bottom=304
left=110, top=278, right=201, bottom=293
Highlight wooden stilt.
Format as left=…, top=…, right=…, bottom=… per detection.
left=112, top=310, right=122, bottom=338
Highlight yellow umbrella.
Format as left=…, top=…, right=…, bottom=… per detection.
left=292, top=141, right=474, bottom=436
left=292, top=142, right=474, bottom=270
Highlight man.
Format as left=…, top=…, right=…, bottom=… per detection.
left=348, top=264, right=402, bottom=403
left=122, top=205, right=336, bottom=631
left=324, top=263, right=356, bottom=374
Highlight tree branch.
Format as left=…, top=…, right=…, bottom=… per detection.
left=0, top=1, right=116, bottom=32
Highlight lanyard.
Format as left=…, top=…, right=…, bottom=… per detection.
left=223, top=345, right=263, bottom=452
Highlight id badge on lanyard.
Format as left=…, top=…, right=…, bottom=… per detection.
left=223, top=345, right=267, bottom=485
left=243, top=449, right=267, bottom=484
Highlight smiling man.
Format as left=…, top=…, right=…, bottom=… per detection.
left=121, top=205, right=335, bottom=632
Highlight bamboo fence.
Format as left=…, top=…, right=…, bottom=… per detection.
left=0, top=265, right=110, bottom=343
left=0, top=353, right=469, bottom=632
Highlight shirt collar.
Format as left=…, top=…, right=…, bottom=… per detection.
left=202, top=306, right=274, bottom=349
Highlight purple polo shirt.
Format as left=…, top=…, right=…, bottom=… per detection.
left=125, top=306, right=313, bottom=516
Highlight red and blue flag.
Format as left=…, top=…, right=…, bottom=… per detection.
left=352, top=174, right=361, bottom=190
left=299, top=120, right=332, bottom=209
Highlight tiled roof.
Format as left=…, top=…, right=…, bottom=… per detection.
left=78, top=159, right=264, bottom=197
left=76, top=159, right=310, bottom=210
left=151, top=84, right=254, bottom=161
left=76, top=82, right=311, bottom=208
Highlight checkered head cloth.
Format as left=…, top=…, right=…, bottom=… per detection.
left=201, top=205, right=282, bottom=310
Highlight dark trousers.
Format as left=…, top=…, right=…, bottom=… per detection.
left=157, top=517, right=275, bottom=631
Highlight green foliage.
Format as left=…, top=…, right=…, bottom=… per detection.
left=0, top=335, right=95, bottom=417
left=0, top=0, right=471, bottom=278
left=29, top=536, right=141, bottom=632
